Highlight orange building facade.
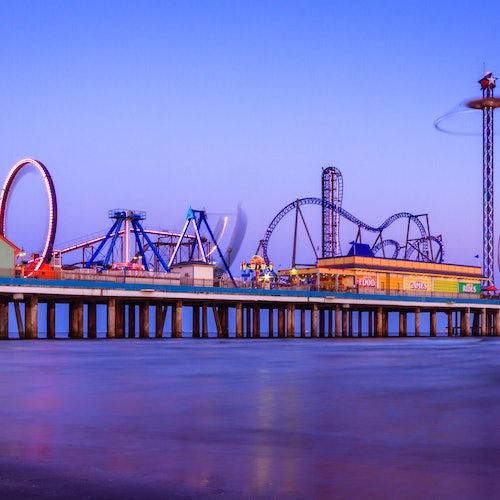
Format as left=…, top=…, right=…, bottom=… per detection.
left=279, top=256, right=483, bottom=296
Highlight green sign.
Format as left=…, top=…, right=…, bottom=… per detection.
left=458, top=282, right=481, bottom=294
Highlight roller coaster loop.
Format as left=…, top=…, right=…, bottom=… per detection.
left=0, top=158, right=57, bottom=271
left=260, top=197, right=444, bottom=265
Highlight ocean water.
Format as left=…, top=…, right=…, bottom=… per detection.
left=0, top=338, right=499, bottom=499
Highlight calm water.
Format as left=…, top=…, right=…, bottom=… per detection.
left=0, top=338, right=499, bottom=499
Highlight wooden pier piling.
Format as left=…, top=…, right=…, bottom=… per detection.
left=287, top=303, right=295, bottom=338
left=268, top=307, right=274, bottom=338
left=127, top=304, right=135, bottom=339
left=0, top=299, right=8, bottom=339
left=46, top=301, right=56, bottom=339
left=25, top=296, right=38, bottom=339
left=139, top=301, right=149, bottom=338
left=235, top=302, right=243, bottom=338
left=311, top=304, right=318, bottom=338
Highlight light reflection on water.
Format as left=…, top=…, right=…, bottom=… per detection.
left=0, top=338, right=500, bottom=498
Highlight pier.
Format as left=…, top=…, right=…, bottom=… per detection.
left=1, top=277, right=500, bottom=339
left=0, top=159, right=497, bottom=343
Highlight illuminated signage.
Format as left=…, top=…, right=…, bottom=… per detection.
left=405, top=276, right=432, bottom=292
left=409, top=280, right=429, bottom=291
left=357, top=275, right=376, bottom=287
left=458, top=282, right=481, bottom=294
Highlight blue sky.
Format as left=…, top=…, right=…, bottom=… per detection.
left=0, top=1, right=498, bottom=272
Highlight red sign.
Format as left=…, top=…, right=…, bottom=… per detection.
left=357, top=275, right=376, bottom=288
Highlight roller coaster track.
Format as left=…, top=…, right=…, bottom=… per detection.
left=57, top=228, right=195, bottom=255
left=406, top=235, right=444, bottom=262
left=261, top=197, right=443, bottom=264
left=371, top=239, right=401, bottom=259
left=0, top=159, right=57, bottom=270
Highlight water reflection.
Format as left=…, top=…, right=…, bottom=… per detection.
left=0, top=339, right=499, bottom=498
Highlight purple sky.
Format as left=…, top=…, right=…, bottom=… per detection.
left=0, top=1, right=498, bottom=274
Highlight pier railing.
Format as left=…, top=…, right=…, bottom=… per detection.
left=3, top=266, right=495, bottom=300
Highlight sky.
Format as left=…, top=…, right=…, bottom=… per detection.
left=0, top=0, right=499, bottom=274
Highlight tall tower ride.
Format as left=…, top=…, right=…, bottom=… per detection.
left=467, top=73, right=499, bottom=285
left=321, top=166, right=343, bottom=258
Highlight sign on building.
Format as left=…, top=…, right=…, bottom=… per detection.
left=458, top=282, right=481, bottom=294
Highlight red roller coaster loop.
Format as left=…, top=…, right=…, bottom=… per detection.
left=0, top=158, right=57, bottom=271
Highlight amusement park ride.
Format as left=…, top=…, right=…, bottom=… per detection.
left=466, top=72, right=500, bottom=287
left=0, top=155, right=444, bottom=284
left=62, top=205, right=243, bottom=284
left=0, top=159, right=57, bottom=276
left=0, top=159, right=246, bottom=280
left=0, top=74, right=497, bottom=286
left=256, top=166, right=444, bottom=269
left=0, top=157, right=478, bottom=284
left=435, top=72, right=500, bottom=287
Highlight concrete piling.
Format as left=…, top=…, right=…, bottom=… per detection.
left=287, top=303, right=295, bottom=338
left=25, top=296, right=38, bottom=339
left=414, top=307, right=420, bottom=337
left=156, top=304, right=165, bottom=338
left=268, top=307, right=274, bottom=338
left=115, top=301, right=125, bottom=339
left=0, top=299, right=8, bottom=339
left=481, top=308, right=487, bottom=336
left=376, top=307, right=383, bottom=337
left=192, top=305, right=200, bottom=338
left=202, top=303, right=208, bottom=338
left=127, top=304, right=135, bottom=339
left=300, top=308, right=306, bottom=338
left=319, top=309, right=325, bottom=338
left=139, top=301, right=149, bottom=338
left=253, top=305, right=260, bottom=339
left=46, top=301, right=56, bottom=339
left=278, top=306, right=285, bottom=338
left=430, top=310, right=437, bottom=337
left=311, top=304, right=318, bottom=338
left=236, top=302, right=243, bottom=338
left=463, top=308, right=471, bottom=336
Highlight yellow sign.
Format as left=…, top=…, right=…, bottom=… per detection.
left=405, top=275, right=432, bottom=292
left=434, top=279, right=458, bottom=293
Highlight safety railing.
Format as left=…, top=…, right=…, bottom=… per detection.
left=2, top=268, right=496, bottom=300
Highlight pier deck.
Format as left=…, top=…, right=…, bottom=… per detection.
left=0, top=277, right=499, bottom=338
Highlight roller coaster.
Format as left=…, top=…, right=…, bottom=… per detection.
left=56, top=207, right=244, bottom=280
left=56, top=225, right=199, bottom=271
left=258, top=166, right=444, bottom=267
left=0, top=158, right=57, bottom=272
left=0, top=159, right=482, bottom=280
left=0, top=158, right=246, bottom=278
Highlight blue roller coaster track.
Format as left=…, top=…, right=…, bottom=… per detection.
left=260, top=197, right=444, bottom=266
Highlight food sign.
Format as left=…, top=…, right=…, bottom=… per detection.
left=357, top=275, right=377, bottom=288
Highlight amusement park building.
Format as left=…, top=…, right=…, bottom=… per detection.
left=280, top=256, right=483, bottom=296
left=0, top=234, right=20, bottom=277
left=171, top=262, right=215, bottom=287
